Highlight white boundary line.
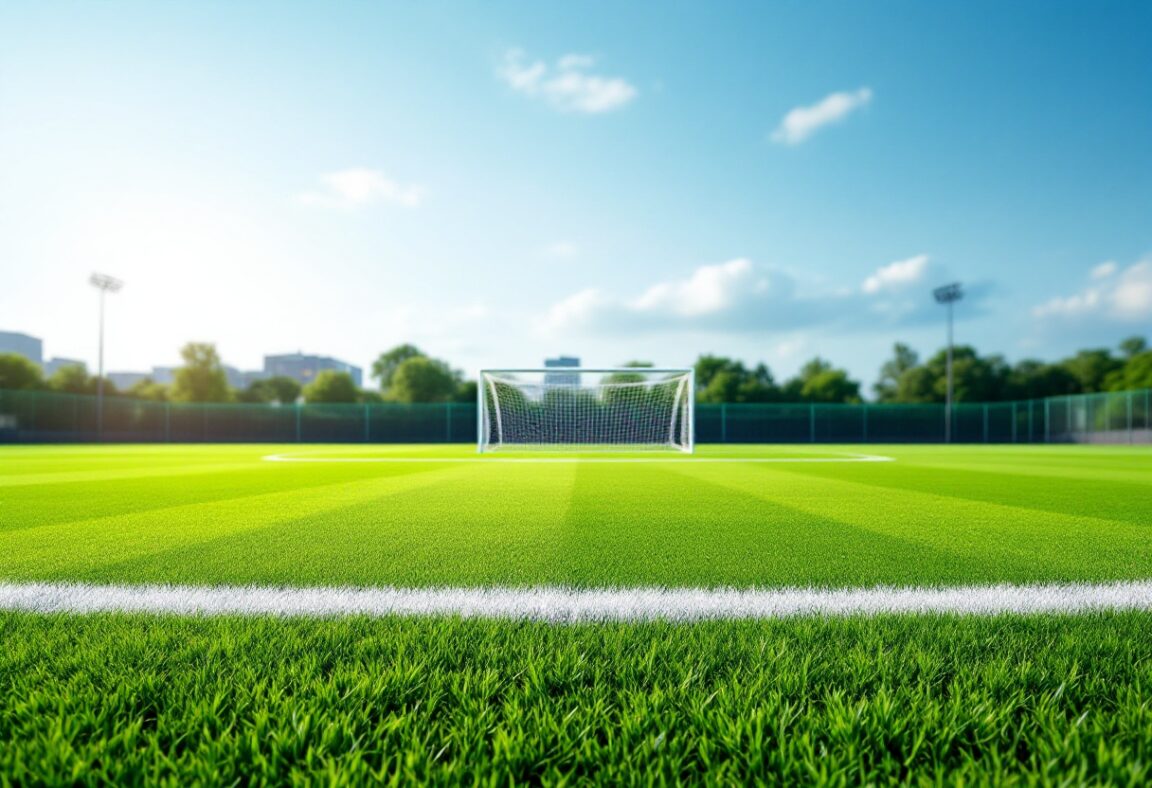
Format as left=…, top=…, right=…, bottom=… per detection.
left=261, top=452, right=895, bottom=464
left=2, top=580, right=1150, bottom=621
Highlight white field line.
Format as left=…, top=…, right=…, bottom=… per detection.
left=262, top=453, right=895, bottom=464
left=2, top=581, right=1151, bottom=622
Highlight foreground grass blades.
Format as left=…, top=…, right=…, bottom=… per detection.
left=3, top=612, right=1152, bottom=784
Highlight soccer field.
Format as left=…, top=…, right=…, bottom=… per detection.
left=3, top=443, right=1152, bottom=782
left=3, top=444, right=1152, bottom=590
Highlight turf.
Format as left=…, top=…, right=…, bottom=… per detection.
left=2, top=444, right=1151, bottom=589
left=3, top=612, right=1152, bottom=784
left=4, top=443, right=1152, bottom=783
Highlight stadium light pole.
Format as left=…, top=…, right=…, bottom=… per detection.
left=90, top=272, right=124, bottom=440
left=933, top=282, right=963, bottom=443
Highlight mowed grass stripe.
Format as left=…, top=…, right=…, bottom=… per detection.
left=667, top=459, right=1152, bottom=585
left=72, top=461, right=580, bottom=587
left=0, top=462, right=449, bottom=533
left=771, top=456, right=1152, bottom=525
left=550, top=462, right=956, bottom=589
left=3, top=445, right=1151, bottom=590
left=0, top=463, right=480, bottom=582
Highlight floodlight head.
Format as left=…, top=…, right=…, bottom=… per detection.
left=90, top=272, right=124, bottom=293
left=933, top=282, right=963, bottom=304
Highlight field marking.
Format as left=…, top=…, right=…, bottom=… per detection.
left=262, top=452, right=895, bottom=464
left=2, top=580, right=1150, bottom=621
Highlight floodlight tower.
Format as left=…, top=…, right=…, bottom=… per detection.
left=933, top=282, right=963, bottom=443
left=90, top=272, right=124, bottom=439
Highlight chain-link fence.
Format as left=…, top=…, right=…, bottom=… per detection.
left=1, top=387, right=1149, bottom=444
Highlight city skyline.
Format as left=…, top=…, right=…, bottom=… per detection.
left=2, top=2, right=1149, bottom=385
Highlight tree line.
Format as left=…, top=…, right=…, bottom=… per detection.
left=0, top=342, right=476, bottom=405
left=694, top=335, right=1150, bottom=404
left=0, top=335, right=1148, bottom=405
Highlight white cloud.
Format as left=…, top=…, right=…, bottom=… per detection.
left=545, top=287, right=610, bottom=329
left=540, top=254, right=986, bottom=337
left=542, top=258, right=775, bottom=332
left=1112, top=261, right=1152, bottom=317
left=1033, top=258, right=1152, bottom=321
left=499, top=50, right=637, bottom=114
left=543, top=241, right=579, bottom=259
left=1091, top=261, right=1118, bottom=280
left=861, top=254, right=930, bottom=294
left=297, top=169, right=424, bottom=209
left=770, top=87, right=873, bottom=145
left=631, top=258, right=762, bottom=317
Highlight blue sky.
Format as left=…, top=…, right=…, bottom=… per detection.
left=2, top=0, right=1149, bottom=390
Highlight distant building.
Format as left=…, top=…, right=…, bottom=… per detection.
left=544, top=355, right=580, bottom=387
left=140, top=366, right=263, bottom=390
left=0, top=331, right=43, bottom=366
left=221, top=365, right=266, bottom=390
left=237, top=369, right=267, bottom=389
left=150, top=367, right=178, bottom=385
left=44, top=357, right=86, bottom=377
left=264, top=353, right=362, bottom=387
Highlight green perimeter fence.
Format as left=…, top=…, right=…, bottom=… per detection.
left=1, top=388, right=1150, bottom=445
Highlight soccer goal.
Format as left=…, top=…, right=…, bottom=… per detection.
left=478, top=368, right=695, bottom=453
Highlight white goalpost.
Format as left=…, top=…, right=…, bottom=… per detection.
left=478, top=368, right=695, bottom=453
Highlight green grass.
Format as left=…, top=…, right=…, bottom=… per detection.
left=3, top=612, right=1152, bottom=784
left=2, top=444, right=1151, bottom=588
left=3, top=443, right=1152, bottom=782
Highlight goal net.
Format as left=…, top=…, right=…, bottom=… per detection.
left=478, top=368, right=695, bottom=453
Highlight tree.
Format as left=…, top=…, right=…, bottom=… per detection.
left=238, top=376, right=301, bottom=405
left=0, top=353, right=44, bottom=390
left=894, top=365, right=939, bottom=403
left=783, top=358, right=861, bottom=403
left=171, top=343, right=231, bottom=403
left=387, top=356, right=459, bottom=403
left=1061, top=348, right=1121, bottom=394
left=889, top=346, right=1009, bottom=403
left=1120, top=336, right=1147, bottom=359
left=303, top=371, right=359, bottom=403
left=1107, top=351, right=1152, bottom=392
left=453, top=380, right=478, bottom=404
left=693, top=355, right=778, bottom=403
left=372, top=344, right=426, bottom=391
left=873, top=343, right=919, bottom=402
left=604, top=360, right=653, bottom=386
left=126, top=378, right=168, bottom=402
left=47, top=363, right=93, bottom=394
left=1005, top=360, right=1079, bottom=400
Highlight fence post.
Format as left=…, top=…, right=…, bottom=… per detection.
left=720, top=404, right=727, bottom=443
left=983, top=403, right=989, bottom=443
left=809, top=404, right=816, bottom=443
left=364, top=403, right=371, bottom=443
left=1011, top=402, right=1017, bottom=443
left=446, top=403, right=452, bottom=442
left=295, top=405, right=302, bottom=443
left=165, top=402, right=171, bottom=442
left=862, top=404, right=868, bottom=443
left=1127, top=392, right=1133, bottom=444
left=1044, top=399, right=1050, bottom=443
